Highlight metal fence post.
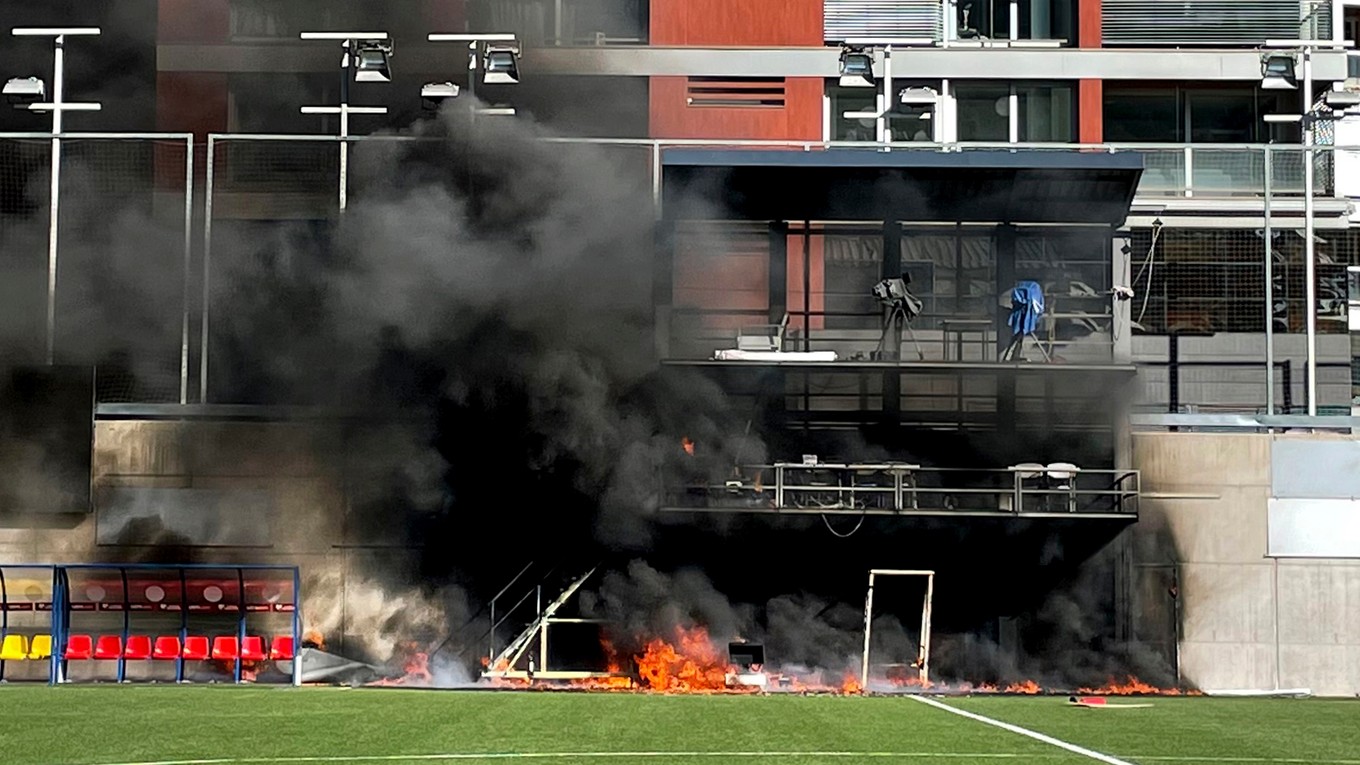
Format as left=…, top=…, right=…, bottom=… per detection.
left=201, top=135, right=216, bottom=404
left=180, top=135, right=194, bottom=405
left=1264, top=145, right=1275, bottom=415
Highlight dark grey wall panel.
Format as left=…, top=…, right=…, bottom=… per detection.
left=96, top=487, right=274, bottom=547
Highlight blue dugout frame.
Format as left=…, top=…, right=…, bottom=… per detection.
left=0, top=563, right=301, bottom=686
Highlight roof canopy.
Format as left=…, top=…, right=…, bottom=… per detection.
left=660, top=149, right=1143, bottom=226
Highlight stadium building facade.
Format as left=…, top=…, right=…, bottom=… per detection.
left=0, top=0, right=1356, bottom=692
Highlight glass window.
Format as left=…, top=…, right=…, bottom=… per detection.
left=829, top=85, right=878, bottom=142
left=1103, top=88, right=1181, bottom=142
left=955, top=83, right=1010, bottom=141
left=1019, top=0, right=1076, bottom=43
left=469, top=0, right=648, bottom=46
left=828, top=82, right=938, bottom=142
left=1186, top=90, right=1255, bottom=143
left=956, top=0, right=1076, bottom=43
left=1017, top=83, right=1074, bottom=142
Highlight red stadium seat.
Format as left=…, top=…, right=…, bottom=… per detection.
left=269, top=635, right=295, bottom=660
left=211, top=636, right=239, bottom=661
left=182, top=635, right=210, bottom=661
left=64, top=634, right=93, bottom=661
left=152, top=636, right=181, bottom=660
left=241, top=635, right=267, bottom=661
left=93, top=635, right=123, bottom=660
left=124, top=635, right=152, bottom=660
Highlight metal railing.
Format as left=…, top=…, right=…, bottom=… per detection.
left=672, top=307, right=1118, bottom=364
left=664, top=462, right=1140, bottom=517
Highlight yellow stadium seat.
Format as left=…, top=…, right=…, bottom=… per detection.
left=0, top=634, right=29, bottom=661
left=27, top=634, right=52, bottom=660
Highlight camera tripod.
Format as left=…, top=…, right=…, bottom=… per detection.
left=872, top=300, right=926, bottom=361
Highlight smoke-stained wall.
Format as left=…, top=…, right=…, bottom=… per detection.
left=1133, top=431, right=1360, bottom=696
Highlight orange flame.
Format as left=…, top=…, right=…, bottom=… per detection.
left=885, top=664, right=934, bottom=690
left=681, top=437, right=695, bottom=456
left=840, top=672, right=864, bottom=695
left=369, top=642, right=433, bottom=687
left=1004, top=679, right=1042, bottom=694
left=1077, top=676, right=1201, bottom=696
left=634, top=626, right=733, bottom=692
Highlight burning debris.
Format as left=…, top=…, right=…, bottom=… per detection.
left=635, top=626, right=731, bottom=692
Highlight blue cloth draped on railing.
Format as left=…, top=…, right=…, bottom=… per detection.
left=1007, top=281, right=1045, bottom=337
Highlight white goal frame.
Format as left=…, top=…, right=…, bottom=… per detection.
left=860, top=568, right=935, bottom=689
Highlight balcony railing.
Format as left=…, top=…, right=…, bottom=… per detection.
left=935, top=143, right=1338, bottom=197
left=664, top=462, right=1140, bottom=517
left=204, top=136, right=1360, bottom=216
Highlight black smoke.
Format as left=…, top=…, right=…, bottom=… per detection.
left=0, top=23, right=1172, bottom=683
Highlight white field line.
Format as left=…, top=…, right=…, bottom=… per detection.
left=78, top=752, right=1360, bottom=765
left=87, top=754, right=1055, bottom=765
left=907, top=694, right=1136, bottom=765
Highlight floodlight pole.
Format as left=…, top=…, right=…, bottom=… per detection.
left=11, top=27, right=102, bottom=365
left=1264, top=145, right=1275, bottom=415
left=428, top=33, right=519, bottom=216
left=300, top=33, right=390, bottom=213
left=1302, top=46, right=1316, bottom=416
left=1265, top=37, right=1348, bottom=415
left=878, top=45, right=893, bottom=144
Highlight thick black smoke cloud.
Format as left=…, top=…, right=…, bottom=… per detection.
left=244, top=105, right=765, bottom=550
left=0, top=63, right=1172, bottom=684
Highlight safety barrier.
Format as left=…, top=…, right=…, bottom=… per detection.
left=0, top=563, right=300, bottom=685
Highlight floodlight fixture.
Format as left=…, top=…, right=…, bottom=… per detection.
left=421, top=81, right=460, bottom=109
left=353, top=40, right=393, bottom=83
left=1260, top=52, right=1297, bottom=90
left=3, top=76, right=45, bottom=105
left=1321, top=90, right=1360, bottom=110
left=898, top=86, right=936, bottom=105
left=483, top=44, right=521, bottom=84
left=895, top=86, right=936, bottom=120
left=839, top=46, right=875, bottom=88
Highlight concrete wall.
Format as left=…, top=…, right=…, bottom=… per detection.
left=0, top=419, right=435, bottom=662
left=1132, top=431, right=1360, bottom=696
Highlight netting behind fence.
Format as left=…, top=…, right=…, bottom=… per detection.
left=0, top=136, right=192, bottom=403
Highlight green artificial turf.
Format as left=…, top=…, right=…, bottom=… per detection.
left=950, top=695, right=1360, bottom=763
left=0, top=686, right=1354, bottom=765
